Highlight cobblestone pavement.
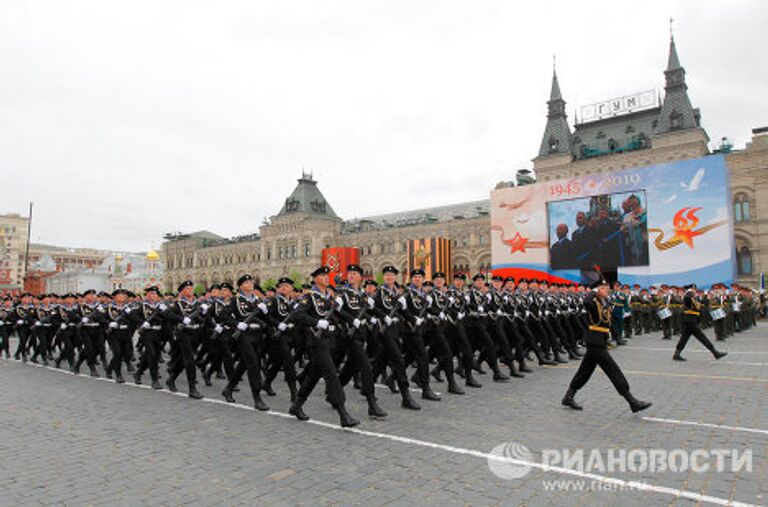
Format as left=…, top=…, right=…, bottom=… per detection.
left=0, top=325, right=766, bottom=507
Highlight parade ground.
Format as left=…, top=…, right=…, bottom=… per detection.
left=0, top=327, right=765, bottom=507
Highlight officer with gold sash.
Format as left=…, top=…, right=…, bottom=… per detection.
left=673, top=285, right=728, bottom=362
left=562, top=278, right=652, bottom=413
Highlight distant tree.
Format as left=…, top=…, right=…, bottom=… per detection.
left=193, top=284, right=206, bottom=296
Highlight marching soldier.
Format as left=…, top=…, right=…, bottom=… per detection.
left=263, top=277, right=300, bottom=403
left=132, top=286, right=168, bottom=389
left=75, top=289, right=102, bottom=377
left=289, top=266, right=360, bottom=427
left=164, top=281, right=206, bottom=399
left=673, top=285, right=728, bottom=362
left=401, top=268, right=442, bottom=400
left=562, top=278, right=652, bottom=413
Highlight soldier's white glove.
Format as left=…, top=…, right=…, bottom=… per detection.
left=448, top=296, right=455, bottom=304
left=384, top=315, right=394, bottom=326
left=17, top=320, right=24, bottom=325
left=370, top=317, right=378, bottom=324
left=124, top=307, right=131, bottom=314
left=457, top=312, right=465, bottom=320
left=335, top=296, right=344, bottom=307
left=142, top=321, right=151, bottom=329
left=108, top=322, right=118, bottom=329
left=464, top=295, right=471, bottom=303
left=81, top=317, right=89, bottom=323
left=367, top=297, right=375, bottom=308
left=398, top=297, right=407, bottom=309
left=426, top=296, right=433, bottom=304
left=278, top=322, right=288, bottom=331
left=61, top=323, right=68, bottom=330
left=236, top=322, right=248, bottom=331
left=34, top=321, right=41, bottom=327
left=200, top=303, right=209, bottom=314
left=415, top=317, right=424, bottom=326
left=497, top=309, right=504, bottom=316
left=215, top=324, right=224, bottom=334
left=159, top=304, right=167, bottom=311
left=439, top=312, right=446, bottom=320
left=478, top=306, right=484, bottom=313
left=352, top=318, right=361, bottom=329
left=258, top=303, right=268, bottom=314
left=316, top=319, right=330, bottom=330
left=183, top=317, right=192, bottom=326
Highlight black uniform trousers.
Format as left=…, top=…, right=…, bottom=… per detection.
left=137, top=329, right=163, bottom=381
left=675, top=320, right=717, bottom=355
left=168, top=328, right=199, bottom=385
left=569, top=345, right=630, bottom=396
left=297, top=333, right=345, bottom=406
left=228, top=330, right=264, bottom=401
left=336, top=330, right=375, bottom=398
left=401, top=325, right=431, bottom=388
left=372, top=324, right=409, bottom=389
left=106, top=328, right=132, bottom=375
left=75, top=326, right=98, bottom=370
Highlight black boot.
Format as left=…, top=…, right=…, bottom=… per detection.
left=289, top=398, right=310, bottom=421
left=410, top=373, right=424, bottom=389
left=447, top=376, right=465, bottom=395
left=253, top=394, right=270, bottom=411
left=336, top=404, right=360, bottom=428
left=465, top=372, right=482, bottom=388
left=115, top=372, right=125, bottom=384
left=430, top=366, right=444, bottom=383
left=625, top=393, right=652, bottom=413
left=508, top=362, right=525, bottom=379
left=188, top=384, right=204, bottom=400
left=262, top=382, right=276, bottom=396
left=672, top=351, right=686, bottom=361
left=713, top=350, right=728, bottom=360
left=89, top=366, right=99, bottom=378
left=400, top=383, right=421, bottom=410
left=561, top=388, right=583, bottom=410
left=166, top=376, right=178, bottom=392
left=383, top=374, right=399, bottom=393
left=421, top=384, right=441, bottom=401
left=222, top=386, right=235, bottom=403
left=366, top=395, right=388, bottom=418
left=133, top=371, right=142, bottom=385
left=492, top=366, right=509, bottom=382
left=151, top=378, right=162, bottom=390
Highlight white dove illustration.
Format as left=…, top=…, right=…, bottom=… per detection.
left=680, top=168, right=705, bottom=192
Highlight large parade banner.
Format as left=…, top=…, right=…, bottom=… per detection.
left=322, top=247, right=360, bottom=286
left=407, top=237, right=452, bottom=280
left=491, top=155, right=735, bottom=287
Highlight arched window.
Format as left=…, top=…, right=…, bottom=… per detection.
left=737, top=246, right=753, bottom=275
left=734, top=195, right=750, bottom=222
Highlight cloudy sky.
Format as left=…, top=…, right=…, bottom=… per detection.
left=2, top=0, right=766, bottom=252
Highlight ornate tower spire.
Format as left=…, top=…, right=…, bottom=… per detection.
left=538, top=61, right=572, bottom=157
left=655, top=31, right=699, bottom=134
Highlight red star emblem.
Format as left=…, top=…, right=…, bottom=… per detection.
left=505, top=232, right=529, bottom=254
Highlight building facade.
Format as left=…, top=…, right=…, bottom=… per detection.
left=0, top=212, right=31, bottom=293
left=163, top=35, right=766, bottom=289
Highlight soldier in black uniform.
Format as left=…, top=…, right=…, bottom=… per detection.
left=11, top=292, right=34, bottom=362
left=262, top=277, right=300, bottom=403
left=220, top=275, right=269, bottom=410
left=102, top=289, right=135, bottom=383
left=55, top=293, right=82, bottom=372
left=425, top=272, right=466, bottom=394
left=0, top=296, right=12, bottom=358
left=164, top=281, right=205, bottom=399
left=288, top=266, right=360, bottom=427
left=562, top=278, right=652, bottom=413
left=464, top=273, right=510, bottom=381
left=673, top=285, right=728, bottom=362
left=401, top=269, right=442, bottom=400
left=202, top=283, right=236, bottom=388
left=30, top=294, right=56, bottom=366
left=335, top=265, right=388, bottom=416
left=75, top=289, right=102, bottom=376
left=132, top=286, right=168, bottom=389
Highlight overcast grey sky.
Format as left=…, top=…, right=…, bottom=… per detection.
left=2, top=1, right=766, bottom=252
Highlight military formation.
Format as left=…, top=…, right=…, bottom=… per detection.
left=0, top=265, right=762, bottom=427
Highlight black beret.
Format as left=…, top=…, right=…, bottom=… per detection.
left=311, top=266, right=330, bottom=278
left=453, top=273, right=467, bottom=280
left=346, top=264, right=363, bottom=274
left=144, top=286, right=161, bottom=295
left=177, top=280, right=194, bottom=292
left=219, top=282, right=234, bottom=291
left=363, top=279, right=378, bottom=287
left=432, top=272, right=446, bottom=280
left=491, top=275, right=503, bottom=282
left=19, top=292, right=33, bottom=298
left=208, top=284, right=221, bottom=291
left=410, top=268, right=425, bottom=277
left=504, top=276, right=516, bottom=283
left=97, top=291, right=110, bottom=298
left=589, top=278, right=609, bottom=289
left=277, top=277, right=294, bottom=287
left=111, top=289, right=127, bottom=297
left=237, top=274, right=254, bottom=287
left=82, top=289, right=96, bottom=296
left=382, top=265, right=399, bottom=275
left=423, top=280, right=434, bottom=287
left=472, top=273, right=486, bottom=281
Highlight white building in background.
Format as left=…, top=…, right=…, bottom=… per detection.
left=44, top=249, right=164, bottom=295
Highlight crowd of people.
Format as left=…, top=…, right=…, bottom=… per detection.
left=0, top=264, right=760, bottom=426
